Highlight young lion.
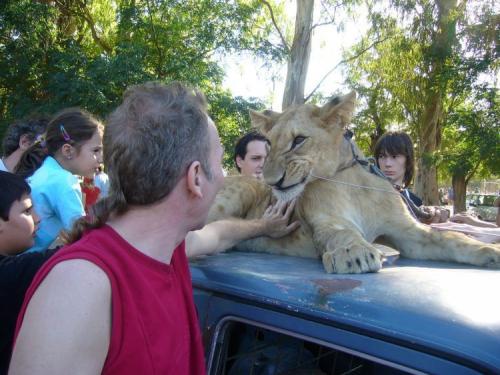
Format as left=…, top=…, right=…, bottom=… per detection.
left=208, top=92, right=500, bottom=273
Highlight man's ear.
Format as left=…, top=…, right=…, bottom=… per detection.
left=19, top=134, right=33, bottom=151
left=235, top=155, right=244, bottom=169
left=186, top=161, right=203, bottom=198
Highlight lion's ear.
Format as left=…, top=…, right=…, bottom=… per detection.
left=319, top=91, right=356, bottom=128
left=249, top=109, right=277, bottom=133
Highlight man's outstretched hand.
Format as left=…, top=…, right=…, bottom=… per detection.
left=261, top=199, right=300, bottom=239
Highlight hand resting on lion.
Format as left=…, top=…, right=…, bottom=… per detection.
left=208, top=92, right=500, bottom=273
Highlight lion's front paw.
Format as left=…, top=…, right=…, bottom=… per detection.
left=322, top=244, right=383, bottom=274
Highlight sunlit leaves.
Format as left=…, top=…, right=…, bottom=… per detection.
left=345, top=0, right=498, bottom=185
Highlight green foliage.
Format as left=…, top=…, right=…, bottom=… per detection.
left=206, top=87, right=265, bottom=168
left=441, top=87, right=500, bottom=179
left=0, top=0, right=277, bottom=157
left=345, top=29, right=418, bottom=154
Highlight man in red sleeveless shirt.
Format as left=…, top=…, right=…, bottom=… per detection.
left=9, top=82, right=298, bottom=375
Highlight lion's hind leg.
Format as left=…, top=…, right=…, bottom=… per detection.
left=386, top=221, right=500, bottom=269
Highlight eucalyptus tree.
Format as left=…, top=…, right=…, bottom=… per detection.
left=344, top=0, right=498, bottom=205
left=441, top=87, right=499, bottom=212
left=260, top=0, right=360, bottom=109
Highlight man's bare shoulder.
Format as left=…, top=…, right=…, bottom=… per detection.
left=40, top=258, right=111, bottom=293
left=10, top=259, right=112, bottom=374
left=21, top=258, right=112, bottom=325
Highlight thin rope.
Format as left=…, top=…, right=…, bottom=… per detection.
left=310, top=173, right=400, bottom=195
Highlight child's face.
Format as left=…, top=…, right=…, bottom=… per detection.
left=69, top=130, right=103, bottom=178
left=0, top=194, right=40, bottom=255
left=377, top=151, right=407, bottom=187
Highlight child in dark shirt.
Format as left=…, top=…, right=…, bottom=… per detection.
left=0, top=171, right=57, bottom=374
left=374, top=131, right=448, bottom=223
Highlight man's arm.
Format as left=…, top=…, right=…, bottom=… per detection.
left=450, top=213, right=497, bottom=228
left=9, top=260, right=111, bottom=375
left=186, top=200, right=299, bottom=258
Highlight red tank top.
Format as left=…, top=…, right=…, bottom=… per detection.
left=14, top=225, right=206, bottom=375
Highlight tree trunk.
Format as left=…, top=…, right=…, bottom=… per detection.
left=452, top=173, right=466, bottom=214
left=282, top=0, right=314, bottom=109
left=414, top=0, right=457, bottom=205
left=415, top=95, right=441, bottom=205
left=368, top=86, right=385, bottom=153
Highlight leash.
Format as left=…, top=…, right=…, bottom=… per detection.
left=313, top=132, right=395, bottom=193
left=336, top=133, right=388, bottom=179
left=311, top=131, right=431, bottom=220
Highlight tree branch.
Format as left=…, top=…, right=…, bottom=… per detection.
left=311, top=21, right=336, bottom=30
left=465, top=160, right=481, bottom=184
left=311, top=0, right=344, bottom=31
left=260, top=0, right=290, bottom=53
left=319, top=0, right=336, bottom=24
left=56, top=0, right=112, bottom=54
left=144, top=0, right=165, bottom=78
left=305, top=36, right=390, bottom=102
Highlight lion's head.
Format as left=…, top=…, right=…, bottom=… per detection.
left=249, top=92, right=357, bottom=202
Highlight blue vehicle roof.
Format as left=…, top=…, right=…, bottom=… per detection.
left=190, top=251, right=500, bottom=372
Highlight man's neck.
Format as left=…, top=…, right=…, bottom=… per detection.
left=107, top=192, right=193, bottom=265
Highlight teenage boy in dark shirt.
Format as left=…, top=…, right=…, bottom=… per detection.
left=0, top=171, right=57, bottom=374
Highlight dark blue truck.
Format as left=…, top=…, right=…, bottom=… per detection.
left=190, top=252, right=500, bottom=374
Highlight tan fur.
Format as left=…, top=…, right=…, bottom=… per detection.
left=209, top=92, right=500, bottom=273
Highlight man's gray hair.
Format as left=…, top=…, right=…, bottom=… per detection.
left=105, top=81, right=212, bottom=207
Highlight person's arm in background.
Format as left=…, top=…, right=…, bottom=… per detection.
left=186, top=200, right=300, bottom=258
left=420, top=206, right=450, bottom=224
left=404, top=189, right=449, bottom=224
left=450, top=213, right=497, bottom=228
left=431, top=222, right=500, bottom=244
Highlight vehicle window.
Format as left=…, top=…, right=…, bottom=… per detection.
left=211, top=321, right=408, bottom=374
left=483, top=195, right=495, bottom=206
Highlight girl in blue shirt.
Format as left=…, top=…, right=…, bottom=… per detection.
left=15, top=108, right=103, bottom=252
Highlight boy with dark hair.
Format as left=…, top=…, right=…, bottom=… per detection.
left=0, top=171, right=40, bottom=254
left=0, top=171, right=56, bottom=374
